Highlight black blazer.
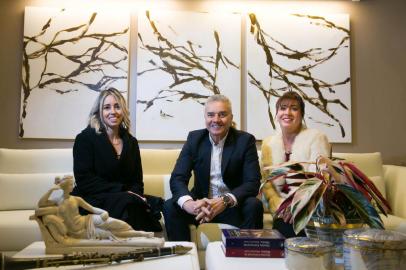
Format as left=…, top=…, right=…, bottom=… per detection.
left=72, top=126, right=143, bottom=198
left=170, top=128, right=261, bottom=203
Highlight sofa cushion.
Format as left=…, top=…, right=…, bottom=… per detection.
left=0, top=148, right=72, bottom=173
left=144, top=174, right=195, bottom=200
left=0, top=210, right=41, bottom=251
left=0, top=173, right=71, bottom=210
left=141, top=149, right=180, bottom=175
left=144, top=174, right=172, bottom=200
left=333, top=152, right=384, bottom=178
left=383, top=165, right=406, bottom=219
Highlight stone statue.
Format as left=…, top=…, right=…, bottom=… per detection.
left=31, top=175, right=164, bottom=254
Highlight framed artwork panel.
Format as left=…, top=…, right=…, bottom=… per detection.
left=136, top=10, right=241, bottom=141
left=20, top=7, right=130, bottom=139
left=246, top=13, right=351, bottom=142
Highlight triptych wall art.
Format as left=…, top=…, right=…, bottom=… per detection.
left=19, top=7, right=351, bottom=142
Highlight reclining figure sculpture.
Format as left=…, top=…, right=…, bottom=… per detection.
left=31, top=175, right=164, bottom=254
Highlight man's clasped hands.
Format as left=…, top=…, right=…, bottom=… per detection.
left=182, top=197, right=228, bottom=224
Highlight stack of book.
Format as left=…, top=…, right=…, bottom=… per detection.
left=221, top=229, right=286, bottom=258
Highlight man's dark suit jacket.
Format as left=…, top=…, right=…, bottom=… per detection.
left=170, top=128, right=261, bottom=204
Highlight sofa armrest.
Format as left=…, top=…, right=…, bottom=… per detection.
left=383, top=165, right=406, bottom=219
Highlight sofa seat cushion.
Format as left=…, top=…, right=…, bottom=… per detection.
left=0, top=210, right=41, bottom=251
left=0, top=173, right=71, bottom=210
left=191, top=223, right=238, bottom=250
left=143, top=174, right=173, bottom=200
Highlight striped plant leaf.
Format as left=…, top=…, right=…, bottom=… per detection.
left=337, top=184, right=384, bottom=229
left=266, top=167, right=289, bottom=179
left=317, top=156, right=345, bottom=184
left=342, top=162, right=391, bottom=214
left=286, top=172, right=317, bottom=180
left=260, top=192, right=269, bottom=211
left=275, top=192, right=294, bottom=219
left=362, top=185, right=391, bottom=216
left=265, top=162, right=305, bottom=180
left=291, top=178, right=322, bottom=218
left=263, top=161, right=298, bottom=170
left=329, top=163, right=349, bottom=184
left=340, top=162, right=360, bottom=187
left=292, top=181, right=328, bottom=234
left=330, top=191, right=360, bottom=220
left=326, top=200, right=347, bottom=225
left=343, top=165, right=372, bottom=199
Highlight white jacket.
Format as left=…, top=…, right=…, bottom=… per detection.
left=260, top=128, right=331, bottom=213
left=261, top=128, right=331, bottom=171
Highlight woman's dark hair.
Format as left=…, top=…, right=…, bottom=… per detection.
left=275, top=91, right=305, bottom=117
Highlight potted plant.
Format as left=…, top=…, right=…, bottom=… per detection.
left=260, top=156, right=392, bottom=235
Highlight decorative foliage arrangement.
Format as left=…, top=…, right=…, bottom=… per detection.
left=136, top=10, right=241, bottom=140
left=20, top=7, right=129, bottom=138
left=246, top=13, right=351, bottom=142
left=261, top=157, right=391, bottom=234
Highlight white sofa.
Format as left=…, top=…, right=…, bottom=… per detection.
left=0, top=148, right=180, bottom=253
left=1, top=148, right=405, bottom=267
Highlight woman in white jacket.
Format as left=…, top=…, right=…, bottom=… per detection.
left=261, top=91, right=331, bottom=237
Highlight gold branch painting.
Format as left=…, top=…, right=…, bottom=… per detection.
left=136, top=10, right=241, bottom=141
left=20, top=7, right=129, bottom=138
left=246, top=13, right=351, bottom=142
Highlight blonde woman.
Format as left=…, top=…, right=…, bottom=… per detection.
left=72, top=88, right=162, bottom=232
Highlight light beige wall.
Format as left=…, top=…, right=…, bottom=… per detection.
left=0, top=0, right=405, bottom=165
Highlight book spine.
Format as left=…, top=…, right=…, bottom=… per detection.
left=224, top=239, right=285, bottom=249
left=223, top=247, right=285, bottom=258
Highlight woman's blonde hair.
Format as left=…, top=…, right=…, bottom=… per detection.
left=88, top=88, right=130, bottom=133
